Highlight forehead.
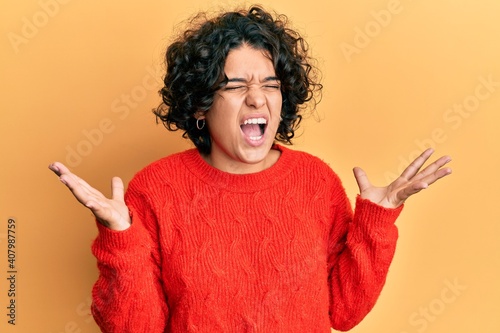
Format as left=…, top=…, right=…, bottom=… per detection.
left=224, top=44, right=276, bottom=78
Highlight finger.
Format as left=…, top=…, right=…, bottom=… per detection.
left=59, top=172, right=95, bottom=196
left=55, top=168, right=107, bottom=207
left=48, top=163, right=60, bottom=176
left=49, top=162, right=87, bottom=190
left=417, top=164, right=452, bottom=188
left=111, top=177, right=125, bottom=202
left=396, top=165, right=452, bottom=202
left=58, top=172, right=98, bottom=206
left=353, top=167, right=371, bottom=193
left=77, top=176, right=110, bottom=199
left=396, top=181, right=429, bottom=202
left=413, top=156, right=451, bottom=180
left=48, top=161, right=71, bottom=177
left=400, top=148, right=434, bottom=180
left=54, top=164, right=104, bottom=199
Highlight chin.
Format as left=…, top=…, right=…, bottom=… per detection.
left=241, top=142, right=274, bottom=163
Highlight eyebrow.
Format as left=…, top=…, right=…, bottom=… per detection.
left=226, top=76, right=280, bottom=83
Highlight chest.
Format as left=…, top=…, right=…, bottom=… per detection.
left=156, top=184, right=333, bottom=293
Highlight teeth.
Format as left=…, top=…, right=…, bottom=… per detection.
left=243, top=117, right=267, bottom=125
left=249, top=135, right=263, bottom=141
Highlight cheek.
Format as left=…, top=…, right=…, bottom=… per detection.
left=271, top=96, right=283, bottom=115
left=206, top=109, right=237, bottom=134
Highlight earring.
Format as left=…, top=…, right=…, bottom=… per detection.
left=196, top=118, right=205, bottom=130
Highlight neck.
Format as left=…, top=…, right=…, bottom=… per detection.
left=202, top=148, right=281, bottom=174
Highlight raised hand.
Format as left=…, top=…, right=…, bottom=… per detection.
left=353, top=148, right=452, bottom=209
left=48, top=162, right=131, bottom=231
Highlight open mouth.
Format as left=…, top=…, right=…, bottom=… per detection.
left=240, top=117, right=267, bottom=141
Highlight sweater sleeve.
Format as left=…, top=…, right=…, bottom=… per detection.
left=328, top=187, right=402, bottom=331
left=90, top=182, right=169, bottom=333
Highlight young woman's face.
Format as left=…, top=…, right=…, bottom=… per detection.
left=203, top=44, right=283, bottom=174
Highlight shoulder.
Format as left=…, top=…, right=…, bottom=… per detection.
left=279, top=145, right=341, bottom=181
left=278, top=145, right=348, bottom=205
left=126, top=149, right=196, bottom=193
left=279, top=144, right=326, bottom=164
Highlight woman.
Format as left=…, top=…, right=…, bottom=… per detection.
left=49, top=6, right=451, bottom=332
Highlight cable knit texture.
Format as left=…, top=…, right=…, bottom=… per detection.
left=91, top=145, right=402, bottom=333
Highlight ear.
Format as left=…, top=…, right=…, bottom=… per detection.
left=194, top=110, right=206, bottom=120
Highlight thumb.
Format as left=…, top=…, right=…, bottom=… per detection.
left=111, top=177, right=125, bottom=202
left=353, top=167, right=371, bottom=193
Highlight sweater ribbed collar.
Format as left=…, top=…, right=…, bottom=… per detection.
left=180, top=144, right=296, bottom=193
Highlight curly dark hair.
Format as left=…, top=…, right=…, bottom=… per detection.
left=153, top=5, right=322, bottom=154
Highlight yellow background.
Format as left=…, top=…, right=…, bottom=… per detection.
left=1, top=0, right=499, bottom=332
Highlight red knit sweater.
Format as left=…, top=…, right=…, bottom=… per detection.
left=91, top=145, right=402, bottom=332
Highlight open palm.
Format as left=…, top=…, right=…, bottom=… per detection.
left=49, top=162, right=131, bottom=231
left=353, top=149, right=452, bottom=208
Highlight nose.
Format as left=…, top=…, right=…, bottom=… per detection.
left=245, top=86, right=266, bottom=109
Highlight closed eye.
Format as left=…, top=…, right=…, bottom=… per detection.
left=224, top=86, right=246, bottom=91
